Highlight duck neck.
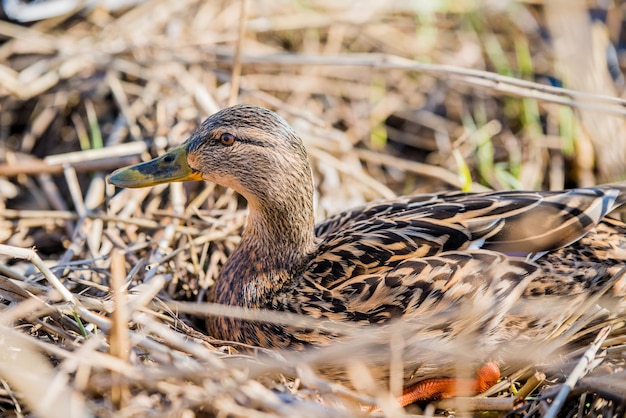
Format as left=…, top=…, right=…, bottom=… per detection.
left=213, top=190, right=317, bottom=308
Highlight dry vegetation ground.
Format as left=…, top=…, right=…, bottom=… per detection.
left=0, top=0, right=626, bottom=416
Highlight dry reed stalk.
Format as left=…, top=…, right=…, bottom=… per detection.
left=109, top=249, right=130, bottom=409
left=232, top=53, right=626, bottom=116
left=228, top=0, right=249, bottom=107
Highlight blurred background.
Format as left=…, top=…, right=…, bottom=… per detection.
left=1, top=1, right=626, bottom=416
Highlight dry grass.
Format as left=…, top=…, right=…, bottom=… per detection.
left=1, top=1, right=626, bottom=416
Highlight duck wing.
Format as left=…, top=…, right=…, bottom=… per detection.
left=314, top=193, right=448, bottom=239
left=313, top=183, right=626, bottom=263
left=295, top=251, right=539, bottom=327
left=452, top=183, right=626, bottom=254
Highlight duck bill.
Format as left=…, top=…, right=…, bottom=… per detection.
left=108, top=145, right=203, bottom=188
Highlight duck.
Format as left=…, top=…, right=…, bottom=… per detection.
left=108, top=104, right=626, bottom=405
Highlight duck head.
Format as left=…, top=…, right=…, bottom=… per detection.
left=109, top=105, right=314, bottom=215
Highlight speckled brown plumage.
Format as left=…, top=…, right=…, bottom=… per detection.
left=109, top=104, right=626, bottom=397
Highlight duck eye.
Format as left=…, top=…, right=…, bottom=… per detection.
left=220, top=133, right=236, bottom=146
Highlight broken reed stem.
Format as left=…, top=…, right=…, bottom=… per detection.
left=63, top=165, right=86, bottom=217
left=0, top=153, right=142, bottom=177
left=516, top=371, right=546, bottom=401
left=109, top=249, right=130, bottom=409
left=0, top=244, right=75, bottom=303
left=435, top=396, right=516, bottom=412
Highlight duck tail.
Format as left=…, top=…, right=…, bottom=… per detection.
left=599, top=181, right=626, bottom=211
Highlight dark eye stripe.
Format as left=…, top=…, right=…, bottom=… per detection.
left=204, top=136, right=269, bottom=148
left=237, top=138, right=269, bottom=147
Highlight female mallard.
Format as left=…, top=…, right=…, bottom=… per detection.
left=109, top=105, right=626, bottom=404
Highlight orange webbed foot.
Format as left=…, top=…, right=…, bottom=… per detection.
left=398, top=362, right=500, bottom=407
